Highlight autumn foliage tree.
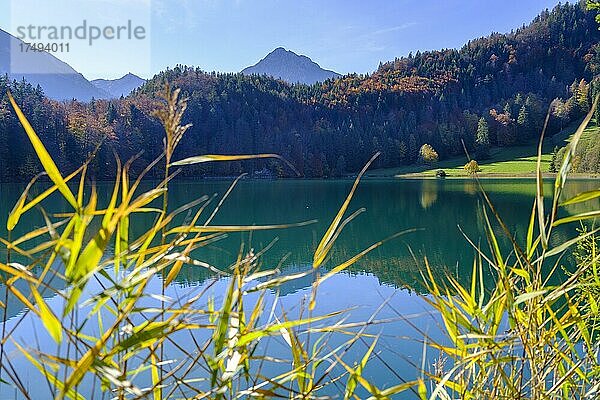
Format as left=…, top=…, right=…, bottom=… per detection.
left=464, top=160, right=481, bottom=174
left=419, top=144, right=439, bottom=164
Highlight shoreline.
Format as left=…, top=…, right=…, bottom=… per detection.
left=390, top=172, right=600, bottom=180
left=392, top=172, right=600, bottom=180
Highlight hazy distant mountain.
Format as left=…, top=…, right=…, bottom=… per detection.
left=0, top=29, right=110, bottom=101
left=242, top=47, right=341, bottom=85
left=92, top=73, right=146, bottom=98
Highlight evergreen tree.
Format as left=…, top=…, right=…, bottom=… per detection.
left=396, top=140, right=408, bottom=164
left=515, top=93, right=524, bottom=105
left=517, top=105, right=532, bottom=140
left=475, top=117, right=491, bottom=158
left=503, top=102, right=513, bottom=119
left=408, top=134, right=418, bottom=163
left=106, top=102, right=118, bottom=124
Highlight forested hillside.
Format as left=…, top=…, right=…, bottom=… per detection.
left=0, top=2, right=599, bottom=181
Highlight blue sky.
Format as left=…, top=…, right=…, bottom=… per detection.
left=152, top=0, right=562, bottom=78
left=3, top=0, right=563, bottom=79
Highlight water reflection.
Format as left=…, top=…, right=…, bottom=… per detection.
left=0, top=178, right=596, bottom=318
left=419, top=179, right=439, bottom=209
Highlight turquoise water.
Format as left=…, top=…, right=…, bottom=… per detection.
left=0, top=178, right=597, bottom=398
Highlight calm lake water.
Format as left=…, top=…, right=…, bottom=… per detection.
left=0, top=178, right=597, bottom=398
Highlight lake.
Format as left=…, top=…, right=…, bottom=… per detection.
left=0, top=178, right=597, bottom=398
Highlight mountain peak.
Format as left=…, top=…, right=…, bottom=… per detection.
left=242, top=48, right=341, bottom=85
left=91, top=73, right=145, bottom=98
left=0, top=28, right=110, bottom=101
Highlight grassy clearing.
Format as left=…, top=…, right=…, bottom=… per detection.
left=367, top=120, right=600, bottom=178
left=366, top=144, right=553, bottom=178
